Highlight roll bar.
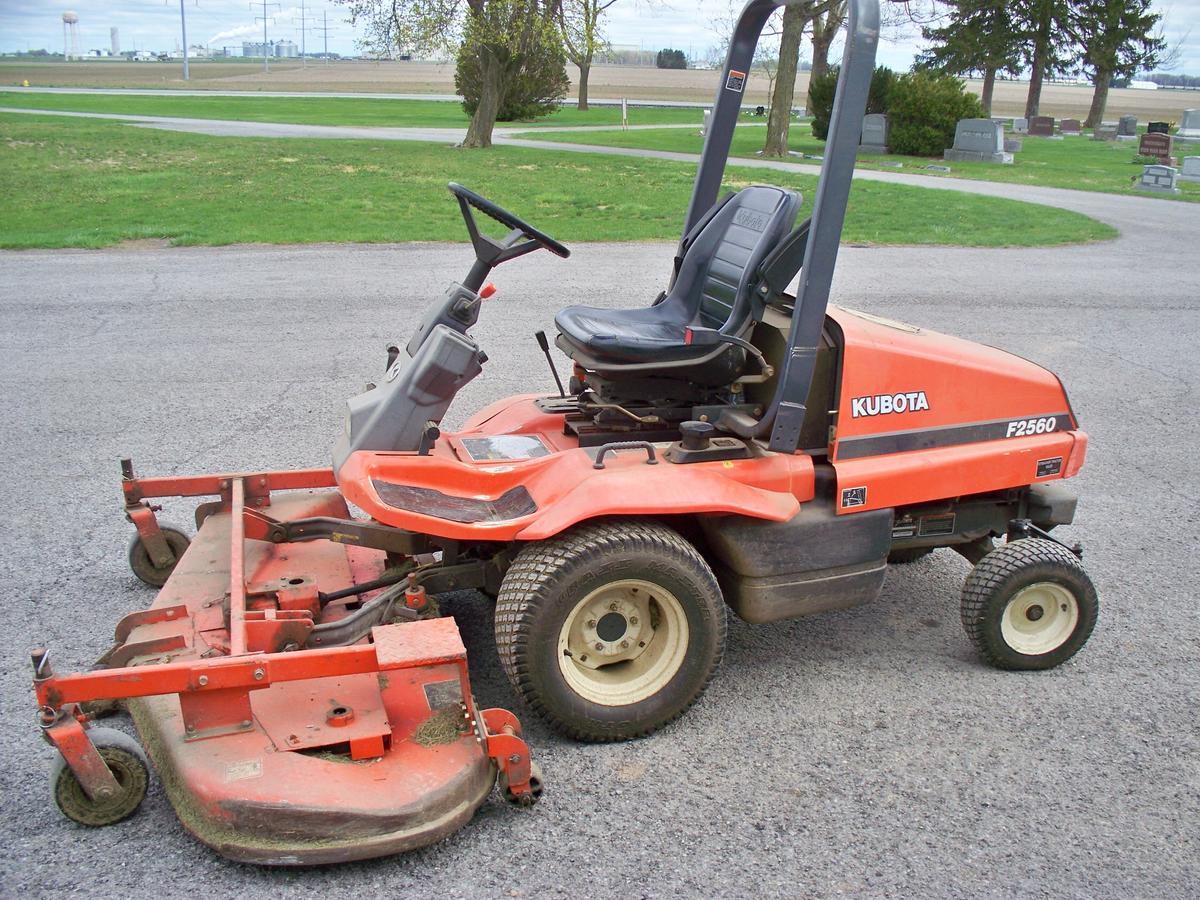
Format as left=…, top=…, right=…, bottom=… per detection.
left=685, top=0, right=880, bottom=453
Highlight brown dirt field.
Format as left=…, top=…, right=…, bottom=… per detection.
left=2, top=59, right=1194, bottom=122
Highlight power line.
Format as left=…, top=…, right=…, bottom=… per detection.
left=251, top=0, right=281, bottom=73
left=293, top=0, right=316, bottom=67
left=312, top=9, right=337, bottom=63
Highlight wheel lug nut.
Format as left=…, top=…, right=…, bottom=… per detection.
left=620, top=640, right=629, bottom=649
left=595, top=642, right=603, bottom=651
left=586, top=619, right=597, bottom=628
left=609, top=602, right=619, bottom=611
left=629, top=616, right=638, bottom=625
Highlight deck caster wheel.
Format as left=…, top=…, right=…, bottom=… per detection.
left=500, top=761, right=545, bottom=807
left=888, top=547, right=934, bottom=564
left=127, top=526, right=190, bottom=587
left=495, top=521, right=726, bottom=742
left=50, top=727, right=150, bottom=827
left=960, top=538, right=1098, bottom=671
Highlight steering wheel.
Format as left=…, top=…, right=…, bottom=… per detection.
left=448, top=182, right=571, bottom=260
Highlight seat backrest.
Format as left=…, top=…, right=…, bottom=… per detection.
left=670, top=185, right=800, bottom=333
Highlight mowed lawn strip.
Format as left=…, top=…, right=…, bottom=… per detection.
left=517, top=120, right=1200, bottom=202
left=0, top=90, right=705, bottom=128
left=0, top=114, right=1115, bottom=249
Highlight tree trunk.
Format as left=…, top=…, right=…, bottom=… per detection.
left=980, top=66, right=996, bottom=117
left=807, top=22, right=835, bottom=112
left=463, top=50, right=504, bottom=148
left=1085, top=73, right=1109, bottom=128
left=763, top=5, right=805, bottom=157
left=1024, top=18, right=1051, bottom=119
left=578, top=55, right=591, bottom=111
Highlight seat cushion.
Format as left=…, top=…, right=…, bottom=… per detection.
left=555, top=295, right=707, bottom=364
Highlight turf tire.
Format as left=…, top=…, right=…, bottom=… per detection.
left=494, top=521, right=726, bottom=742
left=960, top=538, right=1098, bottom=671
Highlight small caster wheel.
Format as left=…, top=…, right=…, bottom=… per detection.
left=961, top=538, right=1098, bottom=671
left=887, top=547, right=934, bottom=564
left=127, top=526, right=190, bottom=587
left=500, top=760, right=544, bottom=807
left=50, top=727, right=150, bottom=826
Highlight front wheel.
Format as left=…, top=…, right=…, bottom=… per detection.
left=50, top=727, right=150, bottom=826
left=494, top=521, right=726, bottom=742
left=960, top=538, right=1098, bottom=670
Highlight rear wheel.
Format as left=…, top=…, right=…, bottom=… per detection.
left=495, top=521, right=726, bottom=742
left=50, top=727, right=150, bottom=826
left=960, top=538, right=1098, bottom=670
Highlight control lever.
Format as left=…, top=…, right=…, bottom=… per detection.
left=534, top=330, right=566, bottom=398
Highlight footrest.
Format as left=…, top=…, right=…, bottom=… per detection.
left=372, top=619, right=467, bottom=670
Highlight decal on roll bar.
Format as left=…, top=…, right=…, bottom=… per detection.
left=725, top=70, right=747, bottom=92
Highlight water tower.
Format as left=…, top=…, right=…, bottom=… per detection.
left=62, top=11, right=80, bottom=61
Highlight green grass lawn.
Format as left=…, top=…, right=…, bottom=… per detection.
left=0, top=114, right=1115, bottom=249
left=517, top=119, right=1200, bottom=202
left=0, top=90, right=704, bottom=128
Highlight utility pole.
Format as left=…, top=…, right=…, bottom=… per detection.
left=293, top=0, right=316, bottom=68
left=251, top=0, right=280, bottom=73
left=312, top=9, right=336, bottom=63
left=177, top=0, right=192, bottom=80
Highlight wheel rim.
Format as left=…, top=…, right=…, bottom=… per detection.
left=556, top=578, right=689, bottom=707
left=54, top=748, right=147, bottom=826
left=1000, top=582, right=1079, bottom=655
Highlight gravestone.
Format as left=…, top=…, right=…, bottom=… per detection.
left=1092, top=124, right=1118, bottom=141
left=1118, top=114, right=1138, bottom=136
left=1177, top=109, right=1200, bottom=142
left=754, top=105, right=765, bottom=117
left=1180, top=157, right=1200, bottom=183
left=1060, top=118, right=1082, bottom=135
left=1138, top=131, right=1173, bottom=164
left=1136, top=164, right=1179, bottom=194
left=859, top=113, right=890, bottom=153
left=1004, top=138, right=1023, bottom=152
left=1147, top=121, right=1169, bottom=134
left=702, top=109, right=712, bottom=136
left=944, top=118, right=1012, bottom=164
left=1029, top=116, right=1055, bottom=137
left=1012, top=117, right=1029, bottom=134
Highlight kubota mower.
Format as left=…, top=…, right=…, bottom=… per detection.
left=34, top=0, right=1098, bottom=863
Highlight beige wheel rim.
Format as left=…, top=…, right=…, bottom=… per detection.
left=556, top=578, right=689, bottom=707
left=1000, top=582, right=1079, bottom=655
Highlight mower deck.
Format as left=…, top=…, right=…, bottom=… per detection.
left=34, top=473, right=539, bottom=865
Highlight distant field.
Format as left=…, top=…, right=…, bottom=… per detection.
left=2, top=60, right=1196, bottom=120
left=0, top=113, right=1115, bottom=249
left=0, top=90, right=703, bottom=128
left=518, top=121, right=1200, bottom=202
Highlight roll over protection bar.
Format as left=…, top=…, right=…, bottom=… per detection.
left=683, top=0, right=881, bottom=452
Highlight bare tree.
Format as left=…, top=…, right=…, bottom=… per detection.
left=807, top=0, right=847, bottom=110
left=559, top=0, right=619, bottom=111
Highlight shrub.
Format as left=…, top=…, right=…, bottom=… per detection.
left=887, top=71, right=984, bottom=156
left=809, top=65, right=895, bottom=140
left=656, top=49, right=687, bottom=69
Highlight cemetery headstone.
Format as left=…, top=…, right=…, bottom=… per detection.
left=1117, top=114, right=1137, bottom=136
left=1004, top=138, right=1023, bottom=152
left=1180, top=156, right=1200, bottom=183
left=1136, top=164, right=1179, bottom=194
left=1060, top=118, right=1082, bottom=135
left=1012, top=117, right=1029, bottom=134
left=1028, top=116, right=1054, bottom=137
left=1092, top=124, right=1118, bottom=141
left=1147, top=121, right=1169, bottom=134
left=1138, top=131, right=1173, bottom=164
left=859, top=113, right=890, bottom=153
left=1177, top=109, right=1200, bottom=142
left=943, top=118, right=1012, bottom=164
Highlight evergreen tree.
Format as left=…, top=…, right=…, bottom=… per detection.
left=1071, top=0, right=1164, bottom=126
left=1015, top=0, right=1075, bottom=119
left=917, top=1, right=1021, bottom=116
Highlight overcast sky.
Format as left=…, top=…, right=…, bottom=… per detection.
left=1, top=0, right=1196, bottom=73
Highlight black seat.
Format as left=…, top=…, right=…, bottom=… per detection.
left=556, top=185, right=800, bottom=370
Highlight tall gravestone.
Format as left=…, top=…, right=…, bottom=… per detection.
left=1117, top=115, right=1138, bottom=136
left=1060, top=118, right=1082, bottom=135
left=1012, top=117, right=1029, bottom=134
left=859, top=113, right=890, bottom=153
left=1180, top=157, right=1200, bottom=183
left=944, top=118, right=1012, bottom=164
left=1029, top=116, right=1055, bottom=137
left=1147, top=121, right=1170, bottom=135
left=1177, top=109, right=1200, bottom=142
left=1139, top=132, right=1173, bottom=164
left=1137, top=164, right=1180, bottom=194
